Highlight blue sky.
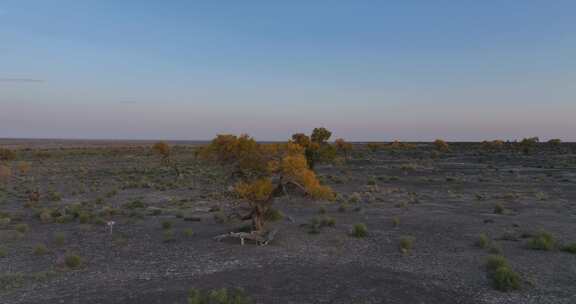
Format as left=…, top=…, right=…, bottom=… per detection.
left=1, top=1, right=574, bottom=141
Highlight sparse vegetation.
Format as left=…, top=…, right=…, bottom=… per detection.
left=527, top=231, right=556, bottom=251
left=351, top=223, right=368, bottom=238
left=399, top=236, right=414, bottom=254
left=64, top=254, right=82, bottom=269
left=187, top=287, right=253, bottom=304
left=485, top=255, right=520, bottom=292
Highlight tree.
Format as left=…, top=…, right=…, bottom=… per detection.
left=152, top=141, right=171, bottom=163
left=152, top=141, right=182, bottom=179
left=311, top=127, right=332, bottom=144
left=290, top=127, right=334, bottom=170
left=518, top=137, right=539, bottom=154
left=334, top=138, right=353, bottom=159
left=433, top=139, right=450, bottom=152
left=204, top=136, right=334, bottom=231
left=0, top=148, right=16, bottom=161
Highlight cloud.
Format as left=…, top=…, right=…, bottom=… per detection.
left=0, top=78, right=45, bottom=83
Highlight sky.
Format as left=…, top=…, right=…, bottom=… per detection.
left=0, top=1, right=575, bottom=141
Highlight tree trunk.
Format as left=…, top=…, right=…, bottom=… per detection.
left=251, top=206, right=265, bottom=232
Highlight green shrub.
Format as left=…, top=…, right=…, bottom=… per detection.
left=494, top=203, right=504, bottom=214
left=264, top=208, right=284, bottom=222
left=351, top=223, right=368, bottom=238
left=399, top=236, right=414, bottom=254
left=486, top=255, right=509, bottom=272
left=527, top=231, right=555, bottom=251
left=78, top=212, right=91, bottom=224
left=561, top=243, right=576, bottom=254
left=187, top=287, right=253, bottom=304
left=392, top=216, right=400, bottom=227
left=163, top=229, right=175, bottom=243
left=53, top=232, right=66, bottom=246
left=64, top=254, right=82, bottom=269
left=338, top=203, right=349, bottom=213
left=33, top=244, right=48, bottom=256
left=320, top=216, right=336, bottom=227
left=0, top=246, right=6, bottom=258
left=492, top=266, right=521, bottom=292
left=15, top=223, right=29, bottom=234
left=161, top=220, right=173, bottom=230
left=183, top=228, right=194, bottom=237
left=477, top=233, right=490, bottom=249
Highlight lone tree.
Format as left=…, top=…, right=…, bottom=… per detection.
left=152, top=141, right=182, bottom=179
left=433, top=139, right=450, bottom=152
left=334, top=138, right=353, bottom=159
left=203, top=134, right=334, bottom=231
left=291, top=127, right=336, bottom=170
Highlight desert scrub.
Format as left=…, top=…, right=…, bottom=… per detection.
left=494, top=203, right=504, bottom=214
left=399, top=236, right=414, bottom=254
left=53, top=232, right=66, bottom=246
left=338, top=202, right=349, bottom=213
left=64, top=254, right=82, bottom=269
left=33, top=244, right=48, bottom=256
left=15, top=223, right=29, bottom=234
left=527, top=231, right=556, bottom=251
left=183, top=228, right=194, bottom=237
left=561, top=243, right=576, bottom=254
left=0, top=246, right=6, bottom=258
left=161, top=220, right=173, bottom=230
left=0, top=271, right=57, bottom=293
left=392, top=216, right=400, bottom=227
left=492, top=266, right=521, bottom=292
left=485, top=255, right=520, bottom=292
left=477, top=233, right=491, bottom=249
left=351, top=223, right=368, bottom=238
left=264, top=208, right=284, bottom=222
left=163, top=229, right=175, bottom=243
left=187, top=287, right=253, bottom=304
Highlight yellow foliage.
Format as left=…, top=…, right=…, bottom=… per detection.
left=17, top=161, right=31, bottom=175
left=235, top=178, right=274, bottom=202
left=152, top=141, right=171, bottom=159
left=0, top=165, right=11, bottom=183
left=434, top=139, right=450, bottom=152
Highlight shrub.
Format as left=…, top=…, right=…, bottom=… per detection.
left=561, top=243, right=576, bottom=254
left=161, top=220, right=173, bottom=230
left=477, top=233, right=490, bottom=249
left=183, top=228, right=194, bottom=237
left=338, top=203, right=349, bottom=213
left=0, top=246, right=6, bottom=258
left=494, top=203, right=504, bottom=214
left=351, top=223, right=368, bottom=238
left=433, top=139, right=449, bottom=152
left=64, top=254, right=82, bottom=269
left=53, top=232, right=66, bottom=246
left=492, top=266, right=521, bottom=291
left=0, top=148, right=16, bottom=161
left=399, top=236, right=414, bottom=254
left=15, top=223, right=29, bottom=234
left=392, top=216, right=400, bottom=227
left=486, top=255, right=509, bottom=272
left=527, top=231, right=556, bottom=251
left=264, top=208, right=284, bottom=222
left=78, top=212, right=92, bottom=224
left=33, top=244, right=48, bottom=256
left=0, top=165, right=11, bottom=184
left=163, top=229, right=175, bottom=243
left=188, top=287, right=253, bottom=304
left=320, top=216, right=336, bottom=227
